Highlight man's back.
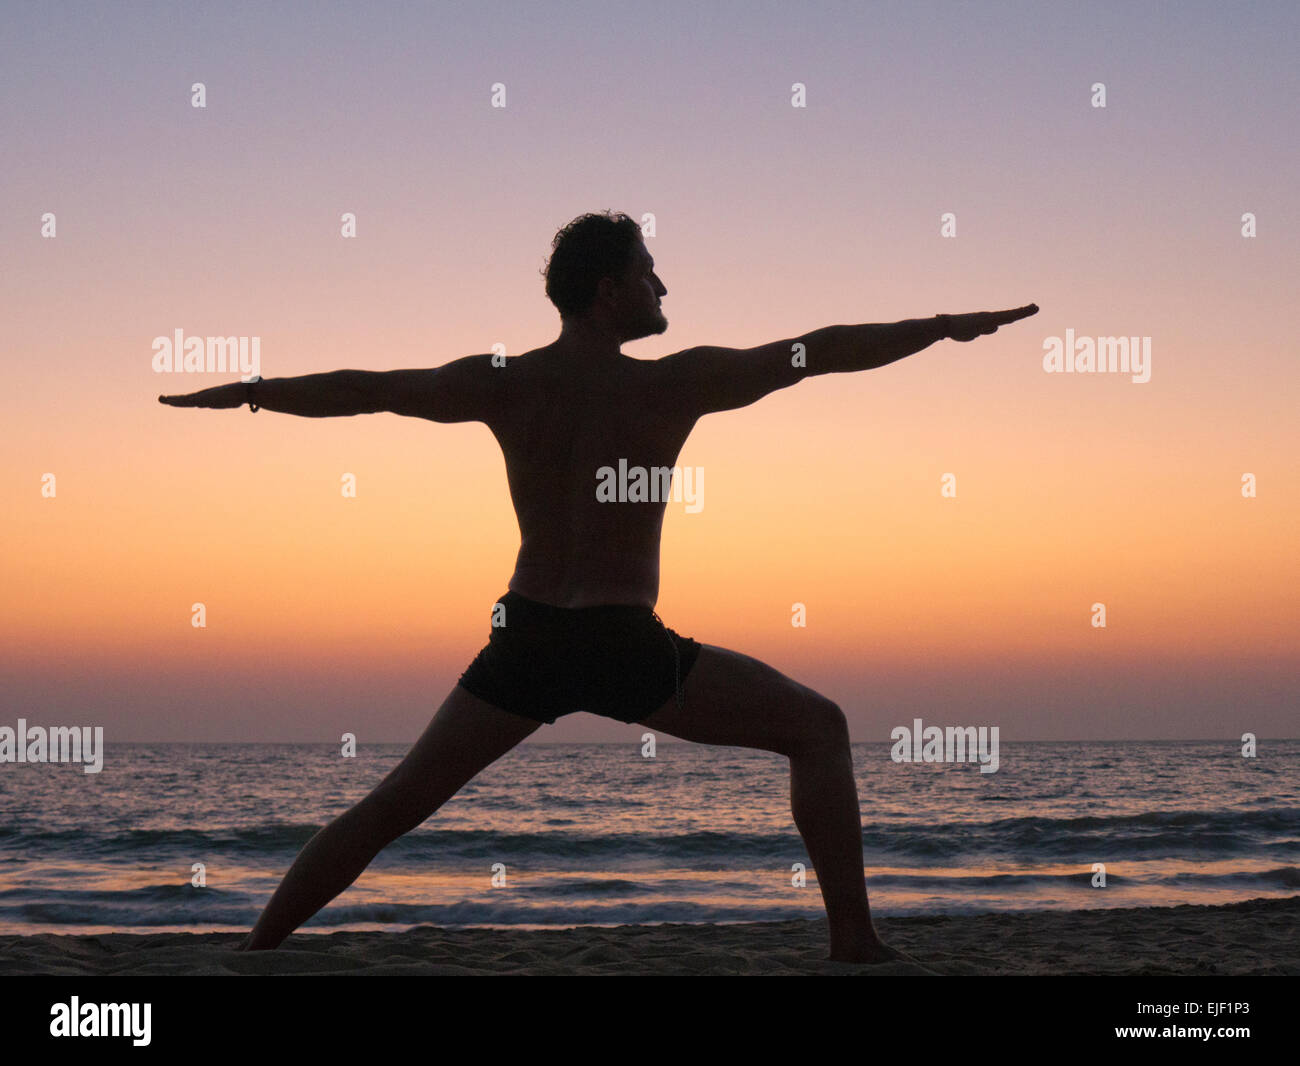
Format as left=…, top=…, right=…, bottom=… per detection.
left=486, top=344, right=697, bottom=610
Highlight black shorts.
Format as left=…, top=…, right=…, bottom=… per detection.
left=457, top=590, right=703, bottom=725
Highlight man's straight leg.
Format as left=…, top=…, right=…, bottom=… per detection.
left=242, top=685, right=541, bottom=950
left=638, top=643, right=896, bottom=963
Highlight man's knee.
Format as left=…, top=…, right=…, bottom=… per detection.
left=791, top=694, right=849, bottom=755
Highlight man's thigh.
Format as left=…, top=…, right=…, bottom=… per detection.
left=636, top=643, right=845, bottom=756
left=366, top=684, right=542, bottom=825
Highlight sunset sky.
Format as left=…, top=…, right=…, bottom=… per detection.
left=3, top=2, right=1296, bottom=742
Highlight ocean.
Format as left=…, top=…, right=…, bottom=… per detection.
left=0, top=740, right=1296, bottom=935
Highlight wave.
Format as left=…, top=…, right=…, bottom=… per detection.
left=4, top=867, right=1298, bottom=928
left=2, top=808, right=1298, bottom=864
left=2, top=889, right=821, bottom=929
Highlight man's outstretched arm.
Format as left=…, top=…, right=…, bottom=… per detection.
left=157, top=354, right=502, bottom=422
left=664, top=304, right=1038, bottom=416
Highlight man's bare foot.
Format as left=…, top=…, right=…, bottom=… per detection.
left=829, top=940, right=922, bottom=965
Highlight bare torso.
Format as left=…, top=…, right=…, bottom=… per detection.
left=484, top=344, right=697, bottom=609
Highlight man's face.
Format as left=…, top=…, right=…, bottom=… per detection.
left=613, top=240, right=668, bottom=341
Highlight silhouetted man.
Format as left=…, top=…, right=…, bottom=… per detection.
left=160, top=210, right=1037, bottom=962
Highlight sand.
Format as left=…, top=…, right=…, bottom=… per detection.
left=1, top=897, right=1294, bottom=976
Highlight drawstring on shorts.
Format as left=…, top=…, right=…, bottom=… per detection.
left=651, top=610, right=684, bottom=713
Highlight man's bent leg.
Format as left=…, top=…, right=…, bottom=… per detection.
left=638, top=643, right=893, bottom=963
left=241, top=685, right=541, bottom=950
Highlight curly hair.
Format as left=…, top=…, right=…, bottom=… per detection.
left=543, top=211, right=644, bottom=317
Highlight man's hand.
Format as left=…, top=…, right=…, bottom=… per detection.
left=943, top=304, right=1038, bottom=342
left=158, top=382, right=246, bottom=408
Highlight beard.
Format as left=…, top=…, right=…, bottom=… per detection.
left=627, top=306, right=668, bottom=341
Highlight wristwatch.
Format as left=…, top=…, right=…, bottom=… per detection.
left=243, top=376, right=262, bottom=412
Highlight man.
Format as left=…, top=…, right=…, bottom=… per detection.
left=160, top=210, right=1037, bottom=962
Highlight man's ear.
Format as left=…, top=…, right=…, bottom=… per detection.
left=594, top=275, right=620, bottom=307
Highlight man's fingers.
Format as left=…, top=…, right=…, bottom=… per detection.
left=158, top=388, right=247, bottom=409
left=946, top=304, right=1038, bottom=341
left=993, top=304, right=1038, bottom=324
left=972, top=304, right=1039, bottom=332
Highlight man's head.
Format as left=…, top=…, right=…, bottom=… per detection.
left=544, top=211, right=667, bottom=341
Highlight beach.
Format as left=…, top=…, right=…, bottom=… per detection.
left=2, top=896, right=1294, bottom=976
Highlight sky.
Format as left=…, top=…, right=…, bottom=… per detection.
left=2, top=1, right=1296, bottom=742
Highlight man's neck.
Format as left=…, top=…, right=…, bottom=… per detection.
left=554, top=319, right=624, bottom=361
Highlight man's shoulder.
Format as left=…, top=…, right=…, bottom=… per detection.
left=641, top=345, right=701, bottom=370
